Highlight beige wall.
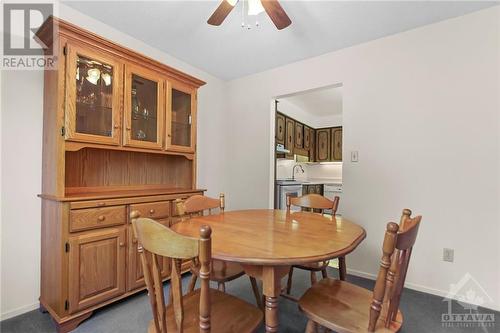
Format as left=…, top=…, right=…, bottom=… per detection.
left=0, top=4, right=229, bottom=319
left=226, top=7, right=500, bottom=310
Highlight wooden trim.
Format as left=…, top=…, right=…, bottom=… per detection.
left=64, top=42, right=123, bottom=146
left=64, top=141, right=195, bottom=160
left=39, top=188, right=206, bottom=202
left=123, top=63, right=165, bottom=150
left=36, top=16, right=205, bottom=88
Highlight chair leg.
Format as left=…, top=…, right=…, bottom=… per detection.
left=218, top=282, right=225, bottom=292
left=339, top=256, right=347, bottom=281
left=286, top=267, right=294, bottom=294
left=310, top=271, right=317, bottom=285
left=249, top=277, right=263, bottom=309
left=321, top=268, right=328, bottom=279
left=187, top=273, right=197, bottom=292
left=305, top=319, right=318, bottom=333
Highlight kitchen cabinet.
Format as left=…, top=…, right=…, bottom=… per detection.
left=316, top=129, right=331, bottom=162
left=68, top=226, right=126, bottom=313
left=64, top=43, right=123, bottom=145
left=295, top=122, right=304, bottom=149
left=304, top=126, right=312, bottom=150
left=166, top=82, right=197, bottom=153
left=275, top=113, right=285, bottom=145
left=124, top=65, right=164, bottom=150
left=285, top=117, right=295, bottom=158
left=331, top=127, right=343, bottom=161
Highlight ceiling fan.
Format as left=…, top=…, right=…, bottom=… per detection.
left=207, top=0, right=292, bottom=30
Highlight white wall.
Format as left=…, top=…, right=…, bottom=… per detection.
left=226, top=6, right=500, bottom=311
left=0, top=4, right=229, bottom=319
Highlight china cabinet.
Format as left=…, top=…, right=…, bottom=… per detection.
left=36, top=17, right=205, bottom=333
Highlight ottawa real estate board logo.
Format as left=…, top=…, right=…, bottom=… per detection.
left=2, top=2, right=56, bottom=69
left=442, top=273, right=496, bottom=330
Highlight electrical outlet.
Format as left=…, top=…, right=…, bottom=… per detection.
left=443, top=248, right=454, bottom=262
left=351, top=151, right=359, bottom=162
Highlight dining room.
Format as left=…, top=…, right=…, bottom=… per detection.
left=1, top=1, right=499, bottom=333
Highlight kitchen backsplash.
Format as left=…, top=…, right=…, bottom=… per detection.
left=276, top=159, right=342, bottom=180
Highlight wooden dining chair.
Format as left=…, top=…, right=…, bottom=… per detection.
left=298, top=209, right=422, bottom=333
left=130, top=212, right=263, bottom=333
left=285, top=193, right=343, bottom=296
left=176, top=194, right=263, bottom=309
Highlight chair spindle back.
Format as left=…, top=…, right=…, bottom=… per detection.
left=130, top=211, right=212, bottom=333
left=286, top=193, right=339, bottom=215
left=368, top=209, right=422, bottom=331
left=176, top=194, right=225, bottom=220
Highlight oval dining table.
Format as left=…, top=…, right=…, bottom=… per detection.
left=171, top=209, right=366, bottom=332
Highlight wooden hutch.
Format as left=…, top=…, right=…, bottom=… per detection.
left=36, top=17, right=206, bottom=332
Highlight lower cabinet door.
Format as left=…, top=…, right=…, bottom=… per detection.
left=127, top=219, right=170, bottom=291
left=68, top=227, right=126, bottom=313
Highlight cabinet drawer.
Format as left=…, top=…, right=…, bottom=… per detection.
left=70, top=206, right=126, bottom=232
left=130, top=201, right=170, bottom=220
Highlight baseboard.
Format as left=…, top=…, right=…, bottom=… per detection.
left=347, top=268, right=500, bottom=312
left=0, top=302, right=39, bottom=321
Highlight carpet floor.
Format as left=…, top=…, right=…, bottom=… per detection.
left=1, top=268, right=498, bottom=333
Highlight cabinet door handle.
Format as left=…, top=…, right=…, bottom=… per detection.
left=119, top=242, right=125, bottom=247
left=149, top=209, right=155, bottom=215
left=114, top=124, right=120, bottom=129
left=126, top=127, right=131, bottom=131
left=97, top=215, right=106, bottom=222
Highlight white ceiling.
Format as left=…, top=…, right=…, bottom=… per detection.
left=284, top=85, right=343, bottom=117
left=63, top=1, right=497, bottom=80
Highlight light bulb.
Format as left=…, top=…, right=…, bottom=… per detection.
left=86, top=68, right=100, bottom=85
left=248, top=0, right=264, bottom=15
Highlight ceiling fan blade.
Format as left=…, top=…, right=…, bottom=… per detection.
left=261, top=0, right=291, bottom=30
left=207, top=0, right=236, bottom=26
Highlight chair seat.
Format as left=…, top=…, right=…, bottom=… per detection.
left=191, top=259, right=245, bottom=282
left=298, top=278, right=403, bottom=333
left=148, top=289, right=263, bottom=333
left=294, top=261, right=329, bottom=271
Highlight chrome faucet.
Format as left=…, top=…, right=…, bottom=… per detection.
left=292, top=164, right=305, bottom=180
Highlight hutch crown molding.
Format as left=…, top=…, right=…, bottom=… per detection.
left=36, top=17, right=206, bottom=332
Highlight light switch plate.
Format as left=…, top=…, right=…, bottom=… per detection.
left=351, top=151, right=359, bottom=162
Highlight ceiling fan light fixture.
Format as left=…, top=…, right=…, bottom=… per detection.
left=248, top=0, right=265, bottom=15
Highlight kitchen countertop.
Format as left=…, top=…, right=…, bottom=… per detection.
left=276, top=178, right=342, bottom=186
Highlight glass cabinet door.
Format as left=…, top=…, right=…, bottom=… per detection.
left=65, top=44, right=122, bottom=145
left=166, top=82, right=196, bottom=153
left=124, top=65, right=164, bottom=149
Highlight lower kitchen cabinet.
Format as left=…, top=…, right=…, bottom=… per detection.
left=68, top=226, right=127, bottom=313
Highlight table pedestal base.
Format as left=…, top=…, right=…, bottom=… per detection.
left=242, top=265, right=290, bottom=333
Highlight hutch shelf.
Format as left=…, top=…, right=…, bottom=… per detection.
left=36, top=17, right=205, bottom=332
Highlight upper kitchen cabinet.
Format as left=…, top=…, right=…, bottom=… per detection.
left=285, top=117, right=295, bottom=158
left=65, top=43, right=123, bottom=145
left=304, top=126, right=312, bottom=150
left=275, top=113, right=285, bottom=145
left=166, top=82, right=196, bottom=153
left=295, top=122, right=304, bottom=149
left=331, top=126, right=343, bottom=161
left=124, top=65, right=164, bottom=150
left=316, top=128, right=331, bottom=162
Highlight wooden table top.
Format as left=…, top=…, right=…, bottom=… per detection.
left=171, top=209, right=366, bottom=265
